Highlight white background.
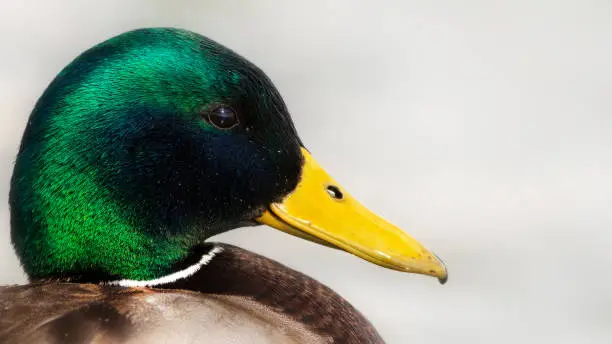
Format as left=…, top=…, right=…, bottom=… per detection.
left=1, top=1, right=611, bottom=343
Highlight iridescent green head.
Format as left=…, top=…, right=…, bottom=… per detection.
left=10, top=28, right=303, bottom=281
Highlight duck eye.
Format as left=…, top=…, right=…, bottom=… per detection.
left=208, top=106, right=239, bottom=129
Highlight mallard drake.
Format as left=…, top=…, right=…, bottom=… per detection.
left=0, top=28, right=447, bottom=344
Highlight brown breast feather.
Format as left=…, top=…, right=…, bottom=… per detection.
left=0, top=243, right=384, bottom=344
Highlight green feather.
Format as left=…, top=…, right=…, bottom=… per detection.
left=10, top=28, right=303, bottom=281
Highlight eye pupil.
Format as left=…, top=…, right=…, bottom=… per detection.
left=208, top=106, right=238, bottom=129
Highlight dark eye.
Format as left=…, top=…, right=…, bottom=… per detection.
left=208, top=106, right=239, bottom=129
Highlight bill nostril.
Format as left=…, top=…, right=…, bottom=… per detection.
left=326, top=185, right=344, bottom=200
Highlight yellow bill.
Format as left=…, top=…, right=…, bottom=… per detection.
left=257, top=147, right=448, bottom=284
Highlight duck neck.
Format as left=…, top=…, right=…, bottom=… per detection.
left=106, top=244, right=224, bottom=288
left=10, top=144, right=217, bottom=281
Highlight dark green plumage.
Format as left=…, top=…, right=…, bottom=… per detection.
left=10, top=28, right=303, bottom=281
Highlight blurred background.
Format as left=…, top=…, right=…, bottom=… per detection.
left=1, top=1, right=611, bottom=343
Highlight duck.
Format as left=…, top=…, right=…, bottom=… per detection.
left=0, top=28, right=447, bottom=344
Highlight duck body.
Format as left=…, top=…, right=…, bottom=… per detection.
left=2, top=28, right=446, bottom=343
left=1, top=244, right=383, bottom=344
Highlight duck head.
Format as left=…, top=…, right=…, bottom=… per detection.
left=10, top=28, right=447, bottom=283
